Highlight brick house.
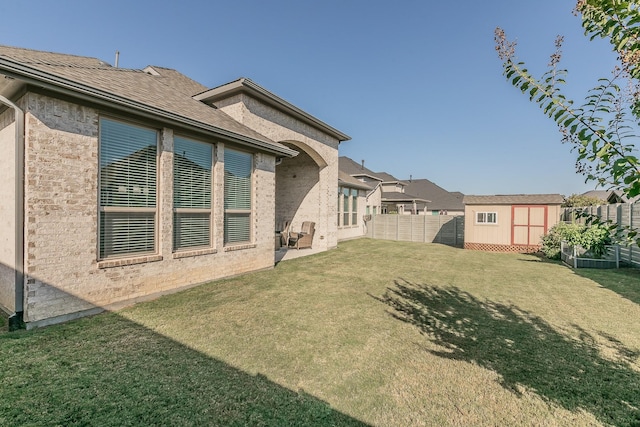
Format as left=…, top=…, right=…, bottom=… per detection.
left=0, top=46, right=349, bottom=328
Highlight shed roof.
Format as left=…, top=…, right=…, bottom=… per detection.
left=0, top=45, right=298, bottom=157
left=463, top=194, right=564, bottom=205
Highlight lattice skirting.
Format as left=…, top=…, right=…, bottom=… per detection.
left=464, top=242, right=541, bottom=253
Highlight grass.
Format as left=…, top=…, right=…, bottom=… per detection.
left=1, top=239, right=640, bottom=426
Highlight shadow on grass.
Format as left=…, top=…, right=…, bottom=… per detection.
left=380, top=279, right=640, bottom=427
left=0, top=314, right=367, bottom=426
left=572, top=267, right=640, bottom=306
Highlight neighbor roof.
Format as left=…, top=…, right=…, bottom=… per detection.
left=338, top=157, right=384, bottom=182
left=381, top=191, right=429, bottom=203
left=0, top=45, right=297, bottom=157
left=581, top=190, right=612, bottom=201
left=463, top=194, right=565, bottom=205
left=338, top=171, right=374, bottom=191
left=404, top=179, right=464, bottom=211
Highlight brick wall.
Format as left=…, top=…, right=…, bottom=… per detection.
left=214, top=94, right=339, bottom=250
left=0, top=107, right=16, bottom=312
left=22, top=92, right=277, bottom=326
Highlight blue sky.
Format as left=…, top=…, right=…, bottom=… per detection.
left=0, top=0, right=623, bottom=196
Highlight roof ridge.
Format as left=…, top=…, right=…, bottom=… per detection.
left=0, top=44, right=104, bottom=61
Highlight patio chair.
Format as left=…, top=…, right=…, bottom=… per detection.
left=280, top=221, right=291, bottom=248
left=288, top=221, right=315, bottom=250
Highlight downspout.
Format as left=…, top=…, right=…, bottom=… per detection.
left=0, top=94, right=25, bottom=329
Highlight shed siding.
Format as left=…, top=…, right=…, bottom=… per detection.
left=464, top=205, right=512, bottom=245
left=465, top=203, right=562, bottom=251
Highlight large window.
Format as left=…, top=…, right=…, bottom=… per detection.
left=224, top=148, right=252, bottom=244
left=338, top=186, right=359, bottom=227
left=476, top=212, right=497, bottom=224
left=173, top=137, right=213, bottom=250
left=99, top=118, right=158, bottom=258
left=342, top=187, right=350, bottom=226
left=351, top=188, right=358, bottom=226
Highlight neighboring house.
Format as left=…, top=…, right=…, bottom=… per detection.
left=403, top=179, right=465, bottom=216
left=0, top=45, right=349, bottom=328
left=607, top=190, right=640, bottom=204
left=337, top=171, right=373, bottom=241
left=339, top=159, right=427, bottom=215
left=463, top=194, right=564, bottom=252
left=581, top=190, right=611, bottom=203
left=339, top=156, right=383, bottom=215
left=337, top=156, right=382, bottom=241
left=579, top=189, right=638, bottom=204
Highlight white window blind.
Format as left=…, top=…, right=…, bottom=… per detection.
left=351, top=188, right=358, bottom=225
left=173, top=137, right=213, bottom=250
left=342, top=187, right=350, bottom=226
left=224, top=149, right=252, bottom=244
left=99, top=118, right=157, bottom=258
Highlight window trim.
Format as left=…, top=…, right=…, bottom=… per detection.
left=98, top=116, right=159, bottom=261
left=172, top=135, right=214, bottom=252
left=476, top=211, right=498, bottom=225
left=223, top=147, right=254, bottom=246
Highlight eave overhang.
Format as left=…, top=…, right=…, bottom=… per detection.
left=195, top=77, right=351, bottom=142
left=0, top=58, right=297, bottom=158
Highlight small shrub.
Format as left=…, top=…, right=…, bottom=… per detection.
left=541, top=222, right=612, bottom=260
left=541, top=222, right=583, bottom=259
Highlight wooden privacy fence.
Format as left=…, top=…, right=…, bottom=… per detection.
left=562, top=202, right=640, bottom=268
left=366, top=214, right=464, bottom=247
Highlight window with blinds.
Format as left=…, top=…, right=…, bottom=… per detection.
left=99, top=118, right=158, bottom=258
left=224, top=149, right=252, bottom=244
left=173, top=137, right=213, bottom=250
left=351, top=188, right=358, bottom=226
left=342, top=187, right=350, bottom=226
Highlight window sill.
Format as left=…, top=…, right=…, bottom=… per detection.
left=98, top=254, right=163, bottom=269
left=224, top=243, right=257, bottom=252
left=173, top=247, right=218, bottom=259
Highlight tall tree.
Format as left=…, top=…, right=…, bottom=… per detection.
left=495, top=0, right=640, bottom=245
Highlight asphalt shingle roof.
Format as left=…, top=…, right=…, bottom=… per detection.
left=338, top=171, right=373, bottom=191
left=463, top=194, right=565, bottom=205
left=403, top=179, right=464, bottom=211
left=0, top=45, right=292, bottom=154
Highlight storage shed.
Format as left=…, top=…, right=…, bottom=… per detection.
left=463, top=194, right=564, bottom=252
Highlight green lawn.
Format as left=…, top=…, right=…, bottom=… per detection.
left=2, top=239, right=640, bottom=426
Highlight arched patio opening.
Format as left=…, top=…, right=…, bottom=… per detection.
left=275, top=141, right=326, bottom=241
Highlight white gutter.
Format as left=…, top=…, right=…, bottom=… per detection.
left=0, top=94, right=24, bottom=324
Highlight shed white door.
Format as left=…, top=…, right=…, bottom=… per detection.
left=512, top=205, right=547, bottom=246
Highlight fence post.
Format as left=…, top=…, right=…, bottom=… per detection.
left=371, top=215, right=375, bottom=238
left=423, top=215, right=427, bottom=243
left=453, top=216, right=458, bottom=246
left=630, top=203, right=634, bottom=266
